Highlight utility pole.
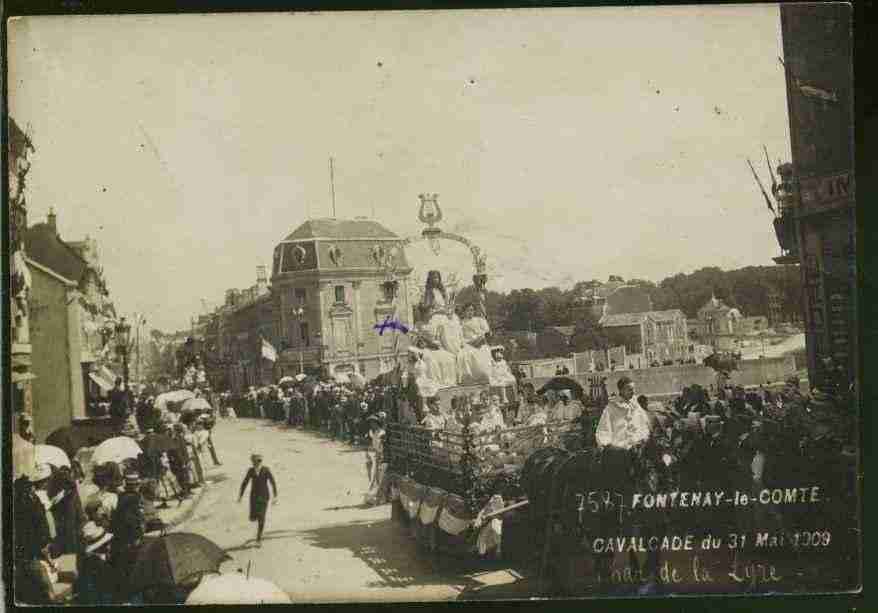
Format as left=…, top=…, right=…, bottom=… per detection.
left=329, top=157, right=337, bottom=218
left=136, top=320, right=141, bottom=385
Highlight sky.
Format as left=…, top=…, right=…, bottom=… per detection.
left=8, top=5, right=791, bottom=332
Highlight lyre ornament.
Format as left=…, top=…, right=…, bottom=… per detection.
left=418, top=193, right=443, bottom=229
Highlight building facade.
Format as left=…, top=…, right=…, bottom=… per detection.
left=271, top=218, right=414, bottom=380
left=600, top=309, right=690, bottom=364
left=693, top=295, right=743, bottom=350
left=779, top=4, right=855, bottom=391
left=26, top=258, right=86, bottom=441
left=9, top=118, right=36, bottom=430
left=24, top=209, right=118, bottom=404
left=572, top=277, right=653, bottom=320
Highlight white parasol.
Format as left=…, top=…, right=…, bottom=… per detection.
left=35, top=444, right=71, bottom=469
left=155, top=389, right=196, bottom=411
left=91, top=436, right=142, bottom=465
left=180, top=397, right=213, bottom=413
left=185, top=572, right=292, bottom=605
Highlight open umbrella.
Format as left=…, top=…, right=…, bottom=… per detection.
left=180, top=398, right=212, bottom=413
left=46, top=426, right=109, bottom=459
left=35, top=444, right=71, bottom=469
left=155, top=390, right=196, bottom=411
left=537, top=376, right=585, bottom=399
left=278, top=376, right=294, bottom=385
left=185, top=573, right=291, bottom=605
left=13, top=433, right=35, bottom=480
left=91, top=436, right=142, bottom=466
left=129, top=532, right=232, bottom=593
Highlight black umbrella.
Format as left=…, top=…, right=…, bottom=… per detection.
left=46, top=426, right=112, bottom=459
left=129, top=532, right=232, bottom=592
left=536, top=376, right=585, bottom=399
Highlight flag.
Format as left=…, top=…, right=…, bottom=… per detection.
left=262, top=338, right=278, bottom=362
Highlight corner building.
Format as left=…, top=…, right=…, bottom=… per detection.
left=271, top=218, right=414, bottom=380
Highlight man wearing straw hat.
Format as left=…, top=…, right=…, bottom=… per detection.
left=238, top=453, right=278, bottom=548
left=75, top=521, right=117, bottom=604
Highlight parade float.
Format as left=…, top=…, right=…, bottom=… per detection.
left=383, top=195, right=602, bottom=560
left=382, top=197, right=859, bottom=596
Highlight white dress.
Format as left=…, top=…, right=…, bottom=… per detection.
left=477, top=407, right=507, bottom=432
left=413, top=359, right=441, bottom=398
left=418, top=289, right=461, bottom=387
left=489, top=357, right=517, bottom=388
left=458, top=317, right=493, bottom=385
left=421, top=413, right=447, bottom=430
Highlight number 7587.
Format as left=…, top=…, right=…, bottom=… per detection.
left=574, top=491, right=625, bottom=524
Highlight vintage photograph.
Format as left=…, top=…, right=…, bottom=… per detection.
left=5, top=3, right=859, bottom=604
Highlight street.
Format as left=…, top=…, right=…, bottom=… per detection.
left=739, top=333, right=806, bottom=360
left=178, top=418, right=522, bottom=603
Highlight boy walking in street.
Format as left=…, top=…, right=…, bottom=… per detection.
left=238, top=453, right=278, bottom=548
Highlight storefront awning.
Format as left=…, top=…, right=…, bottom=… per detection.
left=89, top=372, right=113, bottom=391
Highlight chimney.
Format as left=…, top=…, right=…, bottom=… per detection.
left=47, top=207, right=57, bottom=234
left=256, top=265, right=268, bottom=294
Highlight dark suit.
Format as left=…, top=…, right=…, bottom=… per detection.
left=109, top=389, right=129, bottom=420
left=239, top=465, right=277, bottom=543
left=239, top=466, right=277, bottom=522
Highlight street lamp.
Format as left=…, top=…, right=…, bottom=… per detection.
left=314, top=330, right=326, bottom=379
left=292, top=306, right=305, bottom=374
left=115, top=317, right=132, bottom=392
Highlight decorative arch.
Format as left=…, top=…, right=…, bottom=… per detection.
left=402, top=230, right=489, bottom=318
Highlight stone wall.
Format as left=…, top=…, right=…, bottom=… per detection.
left=526, top=356, right=796, bottom=397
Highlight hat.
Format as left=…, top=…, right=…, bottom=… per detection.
left=82, top=521, right=114, bottom=553
left=360, top=401, right=368, bottom=409
left=558, top=389, right=572, bottom=400
left=31, top=463, right=52, bottom=482
left=377, top=411, right=387, bottom=420
left=251, top=453, right=263, bottom=461
left=20, top=413, right=33, bottom=422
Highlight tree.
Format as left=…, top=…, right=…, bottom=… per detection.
left=570, top=309, right=609, bottom=352
left=540, top=287, right=574, bottom=327
left=503, top=288, right=547, bottom=332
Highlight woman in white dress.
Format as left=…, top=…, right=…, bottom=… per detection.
left=457, top=305, right=494, bottom=385
left=408, top=347, right=440, bottom=399
left=417, top=271, right=460, bottom=387
left=488, top=346, right=517, bottom=388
